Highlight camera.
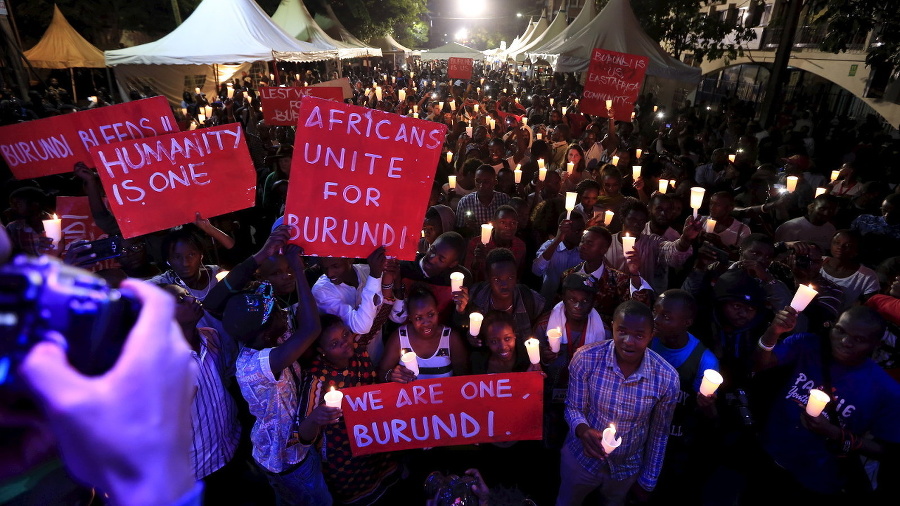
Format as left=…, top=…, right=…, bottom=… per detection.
left=0, top=255, right=140, bottom=389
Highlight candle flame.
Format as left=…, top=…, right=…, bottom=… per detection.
left=330, top=386, right=335, bottom=392
left=52, top=213, right=58, bottom=220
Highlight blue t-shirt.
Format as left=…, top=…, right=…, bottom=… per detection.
left=650, top=334, right=720, bottom=393
left=764, top=333, right=900, bottom=494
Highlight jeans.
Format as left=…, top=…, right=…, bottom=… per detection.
left=263, top=451, right=332, bottom=506
left=556, top=444, right=638, bottom=506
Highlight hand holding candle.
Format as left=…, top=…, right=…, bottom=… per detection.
left=611, top=155, right=619, bottom=166
left=524, top=338, right=541, bottom=364
left=635, top=148, right=642, bottom=159
left=604, top=210, right=614, bottom=226
left=705, top=218, right=717, bottom=234
left=547, top=328, right=562, bottom=353
left=42, top=214, right=62, bottom=249
left=539, top=167, right=547, bottom=181
left=830, top=170, right=840, bottom=182
left=514, top=166, right=522, bottom=184
left=446, top=152, right=453, bottom=164
left=632, top=166, right=641, bottom=180
left=448, top=175, right=457, bottom=189
left=658, top=179, right=669, bottom=194
left=450, top=272, right=465, bottom=293
left=790, top=284, right=818, bottom=312
left=324, top=386, right=343, bottom=408
left=567, top=162, right=574, bottom=175
left=400, top=352, right=420, bottom=377
left=601, top=424, right=622, bottom=455
left=564, top=192, right=578, bottom=220
left=622, top=234, right=635, bottom=258
left=806, top=389, right=829, bottom=417
left=480, top=224, right=493, bottom=245
left=690, top=187, right=705, bottom=218
left=699, top=369, right=723, bottom=397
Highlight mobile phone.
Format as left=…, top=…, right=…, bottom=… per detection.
left=73, top=236, right=124, bottom=265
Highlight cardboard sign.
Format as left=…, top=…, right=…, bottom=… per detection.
left=259, top=86, right=344, bottom=126
left=581, top=48, right=648, bottom=122
left=0, top=96, right=177, bottom=180
left=55, top=196, right=119, bottom=271
left=284, top=96, right=446, bottom=260
left=309, top=77, right=354, bottom=100
left=447, top=57, right=474, bottom=80
left=89, top=123, right=256, bottom=238
left=340, top=373, right=543, bottom=456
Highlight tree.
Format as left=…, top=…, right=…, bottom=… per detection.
left=808, top=0, right=900, bottom=74
left=310, top=0, right=429, bottom=48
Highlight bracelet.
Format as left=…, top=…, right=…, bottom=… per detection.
left=384, top=369, right=393, bottom=383
left=758, top=337, right=776, bottom=352
left=381, top=282, right=394, bottom=290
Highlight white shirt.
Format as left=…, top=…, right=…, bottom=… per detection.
left=775, top=217, right=836, bottom=252
left=312, top=264, right=385, bottom=363
left=820, top=263, right=880, bottom=311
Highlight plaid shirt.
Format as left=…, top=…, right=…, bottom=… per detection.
left=565, top=340, right=679, bottom=490
left=455, top=191, right=511, bottom=229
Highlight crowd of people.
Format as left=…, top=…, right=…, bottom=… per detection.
left=3, top=61, right=900, bottom=506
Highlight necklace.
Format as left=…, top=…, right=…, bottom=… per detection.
left=490, top=295, right=514, bottom=312
left=174, top=266, right=212, bottom=300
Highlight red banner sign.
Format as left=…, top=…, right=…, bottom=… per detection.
left=89, top=123, right=256, bottom=238
left=259, top=86, right=344, bottom=126
left=55, top=196, right=119, bottom=270
left=0, top=96, right=178, bottom=180
left=581, top=48, right=648, bottom=122
left=284, top=96, right=445, bottom=260
left=340, top=373, right=543, bottom=456
left=447, top=57, right=474, bottom=80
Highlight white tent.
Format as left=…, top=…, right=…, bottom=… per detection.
left=511, top=10, right=567, bottom=63
left=314, top=4, right=369, bottom=49
left=271, top=0, right=380, bottom=59
left=504, top=17, right=548, bottom=62
left=369, top=33, right=412, bottom=67
left=531, top=0, right=700, bottom=83
left=24, top=5, right=105, bottom=69
left=529, top=0, right=598, bottom=58
left=419, top=42, right=484, bottom=61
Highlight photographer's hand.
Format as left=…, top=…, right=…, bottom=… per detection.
left=19, top=279, right=198, bottom=506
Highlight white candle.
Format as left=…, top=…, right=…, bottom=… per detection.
left=605, top=99, right=613, bottom=110
left=564, top=192, right=577, bottom=220
left=705, top=218, right=717, bottom=234
left=514, top=167, right=522, bottom=184
left=635, top=148, right=642, bottom=159
left=658, top=179, right=669, bottom=194
left=536, top=133, right=542, bottom=140
left=489, top=117, right=496, bottom=130
left=561, top=106, right=567, bottom=115
left=226, top=84, right=234, bottom=99
left=690, top=187, right=705, bottom=218
left=601, top=424, right=622, bottom=455
left=631, top=111, right=636, bottom=120
left=450, top=272, right=465, bottom=293
left=412, top=112, right=418, bottom=119
left=567, top=162, right=574, bottom=175
left=401, top=352, right=420, bottom=376
left=653, top=105, right=658, bottom=112
left=481, top=223, right=493, bottom=245
left=324, top=386, right=343, bottom=408
left=438, top=101, right=444, bottom=110
left=413, top=105, right=419, bottom=113
left=450, top=100, right=456, bottom=111
left=537, top=158, right=545, bottom=170
left=431, top=80, right=436, bottom=87
left=806, top=389, right=830, bottom=417
left=728, top=154, right=736, bottom=164
left=790, top=284, right=819, bottom=312
left=215, top=270, right=230, bottom=281
left=622, top=234, right=635, bottom=258
left=448, top=175, right=457, bottom=189
left=195, top=86, right=201, bottom=94
left=815, top=187, right=827, bottom=198
left=474, top=103, right=479, bottom=113
left=399, top=89, right=406, bottom=102
left=524, top=338, right=541, bottom=364
left=604, top=210, right=614, bottom=226
left=831, top=170, right=840, bottom=182
left=632, top=165, right=641, bottom=180
left=42, top=213, right=62, bottom=247
left=699, top=369, right=723, bottom=396
left=786, top=176, right=799, bottom=193
left=549, top=98, right=554, bottom=106
left=197, top=113, right=206, bottom=123
left=466, top=126, right=473, bottom=137
left=522, top=117, right=528, bottom=126
left=539, top=167, right=547, bottom=181
left=611, top=155, right=619, bottom=166
left=469, top=312, right=484, bottom=336
left=547, top=328, right=562, bottom=353
left=446, top=152, right=453, bottom=164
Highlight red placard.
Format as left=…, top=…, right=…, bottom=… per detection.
left=581, top=48, right=648, bottom=122
left=340, top=373, right=543, bottom=456
left=89, top=123, right=256, bottom=238
left=447, top=57, right=474, bottom=80
left=0, top=96, right=177, bottom=180
left=259, top=86, right=344, bottom=126
left=283, top=96, right=446, bottom=260
left=55, top=196, right=119, bottom=270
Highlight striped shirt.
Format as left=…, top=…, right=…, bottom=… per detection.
left=565, top=339, right=679, bottom=490
left=455, top=191, right=511, bottom=228
left=190, top=328, right=241, bottom=479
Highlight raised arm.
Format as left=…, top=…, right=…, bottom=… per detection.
left=268, top=243, right=321, bottom=375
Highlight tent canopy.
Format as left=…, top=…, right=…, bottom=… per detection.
left=419, top=42, right=484, bottom=61
left=105, top=0, right=334, bottom=65
left=271, top=0, right=380, bottom=59
left=369, top=34, right=412, bottom=55
left=531, top=0, right=700, bottom=83
left=512, top=10, right=567, bottom=63
left=24, top=5, right=105, bottom=68
left=504, top=17, right=548, bottom=60
left=314, top=4, right=368, bottom=49
left=530, top=0, right=597, bottom=57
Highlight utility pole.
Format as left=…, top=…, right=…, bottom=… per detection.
left=758, top=0, right=805, bottom=127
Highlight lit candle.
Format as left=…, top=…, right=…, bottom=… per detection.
left=790, top=284, right=819, bottom=312
left=449, top=100, right=456, bottom=111
left=705, top=218, right=717, bottom=234
left=446, top=152, right=453, bottom=164
left=469, top=312, right=484, bottom=336
left=547, top=328, right=562, bottom=353
left=549, top=98, right=554, bottom=106
left=439, top=101, right=444, bottom=110
left=226, top=83, right=234, bottom=99
left=412, top=112, right=418, bottom=119
left=474, top=104, right=479, bottom=113
left=561, top=106, right=567, bottom=115
left=514, top=166, right=522, bottom=184
left=806, top=389, right=830, bottom=417
left=401, top=352, right=420, bottom=376
left=524, top=338, right=541, bottom=364
left=605, top=99, right=613, bottom=110
left=195, top=87, right=201, bottom=94
left=522, top=117, right=528, bottom=126
left=324, top=386, right=343, bottom=408
left=604, top=210, right=614, bottom=226
left=567, top=162, right=575, bottom=175
left=601, top=424, right=622, bottom=455
left=786, top=176, right=799, bottom=193
left=653, top=105, right=658, bottom=112
left=431, top=80, right=436, bottom=87
left=622, top=234, right=635, bottom=258
left=481, top=223, right=493, bottom=245
left=635, top=148, right=642, bottom=159
left=632, top=166, right=641, bottom=180
left=699, top=369, right=723, bottom=397
left=413, top=105, right=419, bottom=113
left=658, top=179, right=669, bottom=194
left=480, top=77, right=484, bottom=85
left=564, top=192, right=577, bottom=220
left=537, top=158, right=545, bottom=169
left=489, top=117, right=496, bottom=130
left=515, top=97, right=520, bottom=104
left=631, top=111, right=636, bottom=120
left=815, top=187, right=826, bottom=198
left=611, top=155, right=619, bottom=166
left=690, top=187, right=706, bottom=218
left=450, top=271, right=465, bottom=292
left=197, top=113, right=206, bottom=123
left=728, top=154, right=736, bottom=164
left=204, top=106, right=212, bottom=117
left=538, top=167, right=547, bottom=181
left=375, top=86, right=383, bottom=101
left=466, top=126, right=473, bottom=137
left=399, top=89, right=406, bottom=102
left=503, top=88, right=507, bottom=93
left=215, top=270, right=230, bottom=281
left=536, top=133, right=542, bottom=140
left=830, top=170, right=840, bottom=182
left=42, top=213, right=62, bottom=248
left=448, top=175, right=457, bottom=189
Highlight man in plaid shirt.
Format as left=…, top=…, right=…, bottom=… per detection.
left=557, top=301, right=679, bottom=506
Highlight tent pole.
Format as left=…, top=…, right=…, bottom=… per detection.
left=69, top=67, right=78, bottom=102
left=106, top=67, right=116, bottom=103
